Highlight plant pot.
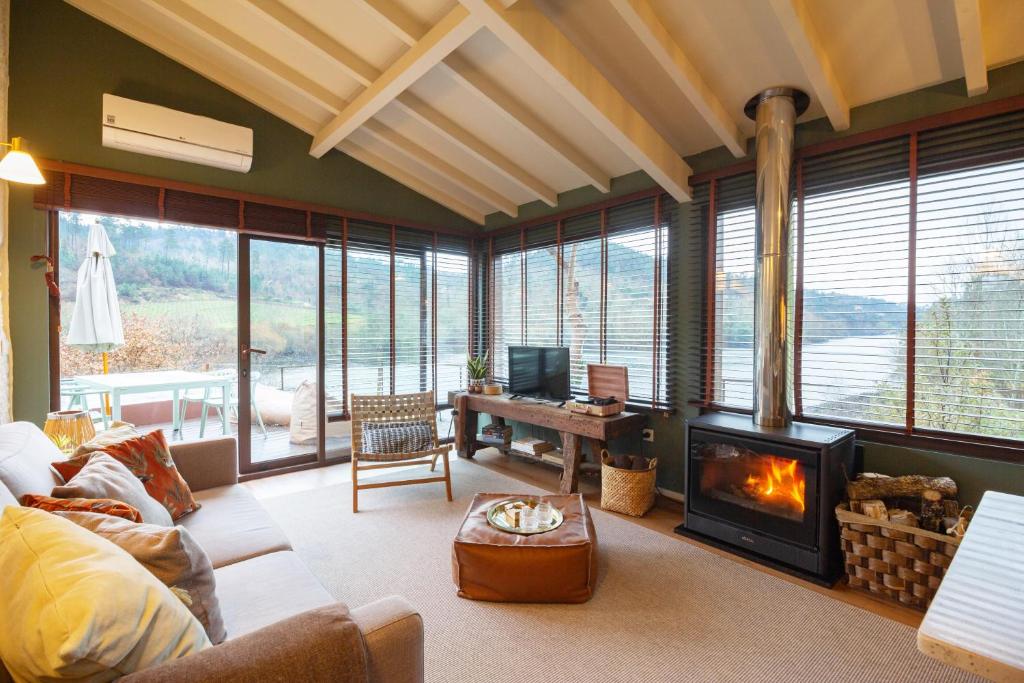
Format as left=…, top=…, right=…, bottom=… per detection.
left=468, top=378, right=484, bottom=393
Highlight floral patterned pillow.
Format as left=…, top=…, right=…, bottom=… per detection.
left=53, top=430, right=200, bottom=520
left=21, top=494, right=143, bottom=523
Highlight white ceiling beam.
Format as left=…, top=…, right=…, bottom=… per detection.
left=142, top=0, right=345, bottom=114
left=69, top=0, right=484, bottom=225
left=245, top=0, right=378, bottom=87
left=767, top=0, right=850, bottom=131
left=608, top=0, right=745, bottom=157
left=245, top=1, right=556, bottom=207
left=67, top=0, right=321, bottom=134
left=309, top=5, right=480, bottom=157
left=395, top=93, right=557, bottom=206
left=362, top=119, right=517, bottom=216
left=951, top=0, right=988, bottom=96
left=441, top=55, right=611, bottom=193
left=339, top=139, right=487, bottom=224
left=457, top=0, right=690, bottom=201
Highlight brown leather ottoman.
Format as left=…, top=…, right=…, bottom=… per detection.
left=452, top=493, right=598, bottom=603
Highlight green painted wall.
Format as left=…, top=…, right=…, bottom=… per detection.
left=8, top=0, right=475, bottom=424
left=485, top=62, right=1024, bottom=506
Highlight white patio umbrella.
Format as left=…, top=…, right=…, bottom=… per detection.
left=67, top=223, right=124, bottom=412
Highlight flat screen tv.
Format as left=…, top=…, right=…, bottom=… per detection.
left=507, top=346, right=571, bottom=400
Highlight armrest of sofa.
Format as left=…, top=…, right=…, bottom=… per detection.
left=121, top=604, right=371, bottom=682
left=168, top=437, right=238, bottom=491
left=350, top=596, right=424, bottom=683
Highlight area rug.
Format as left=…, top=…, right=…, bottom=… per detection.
left=258, top=458, right=980, bottom=683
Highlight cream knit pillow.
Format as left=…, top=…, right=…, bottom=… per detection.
left=0, top=507, right=209, bottom=682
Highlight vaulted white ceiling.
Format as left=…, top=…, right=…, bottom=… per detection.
left=67, top=0, right=1024, bottom=224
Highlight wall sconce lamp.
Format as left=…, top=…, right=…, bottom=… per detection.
left=0, top=136, right=45, bottom=184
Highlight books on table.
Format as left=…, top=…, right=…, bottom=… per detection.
left=511, top=437, right=554, bottom=456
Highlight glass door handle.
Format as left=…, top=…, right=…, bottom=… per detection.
left=241, top=346, right=267, bottom=357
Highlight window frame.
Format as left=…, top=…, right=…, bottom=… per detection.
left=693, top=95, right=1024, bottom=463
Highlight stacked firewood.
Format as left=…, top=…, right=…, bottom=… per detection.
left=846, top=473, right=972, bottom=538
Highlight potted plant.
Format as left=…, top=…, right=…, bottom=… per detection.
left=466, top=352, right=488, bottom=393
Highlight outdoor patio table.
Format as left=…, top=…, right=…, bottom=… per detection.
left=73, top=370, right=234, bottom=436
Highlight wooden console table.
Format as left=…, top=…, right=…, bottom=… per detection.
left=453, top=392, right=646, bottom=494
left=917, top=490, right=1024, bottom=682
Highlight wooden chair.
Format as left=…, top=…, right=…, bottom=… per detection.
left=350, top=391, right=452, bottom=513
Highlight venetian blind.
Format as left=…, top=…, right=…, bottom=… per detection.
left=488, top=193, right=673, bottom=408
left=914, top=111, right=1024, bottom=440
left=324, top=221, right=472, bottom=413
left=695, top=105, right=1024, bottom=446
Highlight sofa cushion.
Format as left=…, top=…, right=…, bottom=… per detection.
left=56, top=511, right=227, bottom=645
left=55, top=429, right=201, bottom=520
left=177, top=485, right=290, bottom=568
left=214, top=551, right=335, bottom=639
left=0, top=507, right=210, bottom=681
left=0, top=421, right=63, bottom=500
left=53, top=453, right=174, bottom=526
left=21, top=493, right=145, bottom=522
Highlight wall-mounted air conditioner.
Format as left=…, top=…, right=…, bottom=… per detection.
left=101, top=94, right=253, bottom=173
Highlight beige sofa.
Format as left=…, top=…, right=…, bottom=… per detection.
left=0, top=422, right=423, bottom=682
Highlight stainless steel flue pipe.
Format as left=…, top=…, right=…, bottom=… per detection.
left=744, top=88, right=808, bottom=428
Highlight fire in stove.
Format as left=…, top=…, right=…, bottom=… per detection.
left=740, top=455, right=806, bottom=516
left=696, top=443, right=808, bottom=522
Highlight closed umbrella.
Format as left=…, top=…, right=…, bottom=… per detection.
left=67, top=223, right=124, bottom=414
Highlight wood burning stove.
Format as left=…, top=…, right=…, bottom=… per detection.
left=677, top=412, right=855, bottom=583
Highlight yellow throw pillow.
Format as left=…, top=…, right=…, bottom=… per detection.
left=0, top=507, right=210, bottom=682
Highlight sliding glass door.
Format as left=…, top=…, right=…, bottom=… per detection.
left=237, top=235, right=322, bottom=473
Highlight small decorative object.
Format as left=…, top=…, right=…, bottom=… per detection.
left=920, top=489, right=944, bottom=532
left=43, top=410, right=96, bottom=453
left=486, top=498, right=564, bottom=535
left=888, top=509, right=918, bottom=527
left=482, top=383, right=502, bottom=395
left=600, top=450, right=657, bottom=517
left=466, top=352, right=488, bottom=393
left=859, top=499, right=889, bottom=520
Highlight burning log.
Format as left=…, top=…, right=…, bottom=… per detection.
left=846, top=474, right=957, bottom=501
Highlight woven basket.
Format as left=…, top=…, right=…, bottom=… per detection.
left=600, top=453, right=656, bottom=517
left=836, top=502, right=961, bottom=610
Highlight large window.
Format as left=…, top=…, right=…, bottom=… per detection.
left=699, top=109, right=1024, bottom=450
left=488, top=194, right=673, bottom=407
left=324, top=220, right=472, bottom=416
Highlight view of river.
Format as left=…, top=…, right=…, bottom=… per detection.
left=718, top=335, right=902, bottom=409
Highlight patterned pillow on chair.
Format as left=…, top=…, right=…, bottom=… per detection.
left=361, top=421, right=433, bottom=455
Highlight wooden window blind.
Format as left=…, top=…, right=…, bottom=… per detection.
left=487, top=192, right=674, bottom=408
left=693, top=99, right=1024, bottom=457
left=324, top=220, right=473, bottom=415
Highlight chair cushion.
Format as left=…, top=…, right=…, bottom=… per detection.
left=0, top=421, right=63, bottom=500
left=177, top=485, right=291, bottom=568
left=214, top=551, right=335, bottom=639
left=53, top=453, right=174, bottom=526
left=21, top=494, right=144, bottom=522
left=0, top=507, right=209, bottom=681
left=54, top=429, right=200, bottom=520
left=361, top=420, right=432, bottom=455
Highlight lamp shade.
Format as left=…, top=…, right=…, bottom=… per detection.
left=43, top=410, right=96, bottom=452
left=0, top=138, right=45, bottom=185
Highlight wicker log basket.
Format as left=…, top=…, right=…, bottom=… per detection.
left=600, top=451, right=656, bottom=517
left=836, top=501, right=961, bottom=610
